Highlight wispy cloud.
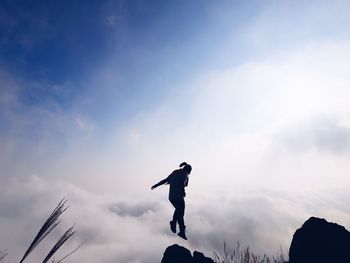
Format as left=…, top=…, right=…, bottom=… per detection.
left=276, top=115, right=350, bottom=154
left=0, top=68, right=94, bottom=180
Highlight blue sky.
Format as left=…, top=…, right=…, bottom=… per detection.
left=0, top=0, right=294, bottom=124
left=2, top=0, right=349, bottom=130
left=1, top=1, right=350, bottom=262
left=2, top=0, right=349, bottom=125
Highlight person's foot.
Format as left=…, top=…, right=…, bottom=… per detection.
left=169, top=221, right=176, bottom=233
left=178, top=230, right=187, bottom=240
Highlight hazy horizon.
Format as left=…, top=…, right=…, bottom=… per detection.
left=1, top=1, right=350, bottom=262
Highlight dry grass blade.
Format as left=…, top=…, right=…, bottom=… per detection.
left=19, top=198, right=69, bottom=263
left=42, top=225, right=76, bottom=263
left=55, top=242, right=83, bottom=263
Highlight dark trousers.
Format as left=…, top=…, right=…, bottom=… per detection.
left=170, top=199, right=185, bottom=231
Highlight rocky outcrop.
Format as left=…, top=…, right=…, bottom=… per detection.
left=162, top=217, right=350, bottom=263
left=289, top=217, right=350, bottom=263
left=161, top=244, right=215, bottom=263
left=193, top=251, right=215, bottom=263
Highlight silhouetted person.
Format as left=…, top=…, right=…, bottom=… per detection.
left=151, top=162, right=192, bottom=240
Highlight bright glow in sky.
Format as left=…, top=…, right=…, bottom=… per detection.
left=1, top=1, right=350, bottom=262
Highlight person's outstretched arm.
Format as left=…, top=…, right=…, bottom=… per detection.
left=151, top=177, right=169, bottom=190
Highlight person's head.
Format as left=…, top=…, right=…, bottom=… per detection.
left=179, top=162, right=192, bottom=174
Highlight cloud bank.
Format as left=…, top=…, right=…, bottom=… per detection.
left=1, top=170, right=349, bottom=263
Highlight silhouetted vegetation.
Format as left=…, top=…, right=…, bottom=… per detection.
left=3, top=198, right=81, bottom=263
left=213, top=242, right=285, bottom=263
left=0, top=250, right=8, bottom=262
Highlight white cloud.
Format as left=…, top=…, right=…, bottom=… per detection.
left=1, top=175, right=350, bottom=262
left=0, top=176, right=170, bottom=263
left=99, top=40, right=350, bottom=195
left=185, top=41, right=350, bottom=136
left=239, top=0, right=350, bottom=51
left=0, top=68, right=95, bottom=180
left=275, top=114, right=350, bottom=154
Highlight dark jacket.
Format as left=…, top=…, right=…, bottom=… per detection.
left=167, top=169, right=188, bottom=201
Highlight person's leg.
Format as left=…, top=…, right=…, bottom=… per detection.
left=170, top=200, right=178, bottom=223
left=170, top=199, right=187, bottom=239
left=177, top=200, right=185, bottom=231
left=169, top=200, right=177, bottom=233
left=177, top=200, right=187, bottom=240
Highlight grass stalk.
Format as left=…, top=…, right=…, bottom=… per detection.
left=19, top=198, right=68, bottom=263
